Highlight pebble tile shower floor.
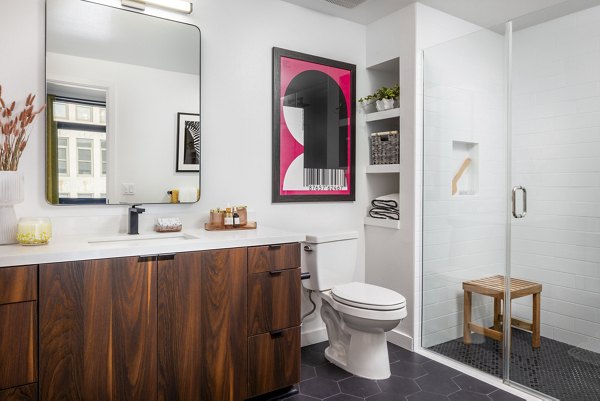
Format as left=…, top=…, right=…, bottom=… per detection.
left=284, top=341, right=523, bottom=401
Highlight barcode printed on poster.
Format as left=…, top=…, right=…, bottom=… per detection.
left=303, top=168, right=347, bottom=190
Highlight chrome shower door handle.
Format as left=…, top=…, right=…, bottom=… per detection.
left=512, top=186, right=527, bottom=218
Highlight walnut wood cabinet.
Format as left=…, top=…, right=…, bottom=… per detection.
left=0, top=265, right=37, bottom=401
left=13, top=241, right=299, bottom=401
left=157, top=248, right=247, bottom=401
left=247, top=243, right=301, bottom=398
left=39, top=256, right=158, bottom=401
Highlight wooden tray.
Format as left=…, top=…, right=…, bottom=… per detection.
left=204, top=221, right=257, bottom=231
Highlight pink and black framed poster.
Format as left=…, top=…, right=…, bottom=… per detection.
left=272, top=47, right=356, bottom=202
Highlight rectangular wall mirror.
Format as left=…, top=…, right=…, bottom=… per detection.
left=45, top=0, right=201, bottom=205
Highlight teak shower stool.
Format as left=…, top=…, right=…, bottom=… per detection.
left=463, top=275, right=542, bottom=348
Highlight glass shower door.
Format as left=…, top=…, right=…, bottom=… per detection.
left=421, top=24, right=511, bottom=379
left=507, top=4, right=600, bottom=399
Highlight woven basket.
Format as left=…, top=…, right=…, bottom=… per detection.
left=369, top=130, right=399, bottom=165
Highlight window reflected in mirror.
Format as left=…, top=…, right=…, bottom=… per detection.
left=47, top=84, right=108, bottom=204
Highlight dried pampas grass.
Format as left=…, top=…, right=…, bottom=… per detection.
left=0, top=85, right=46, bottom=171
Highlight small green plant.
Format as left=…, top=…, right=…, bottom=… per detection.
left=358, top=83, right=399, bottom=103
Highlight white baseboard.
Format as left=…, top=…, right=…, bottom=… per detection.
left=386, top=329, right=414, bottom=350
left=301, top=327, right=328, bottom=347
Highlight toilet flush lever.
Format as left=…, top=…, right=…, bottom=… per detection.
left=303, top=245, right=312, bottom=252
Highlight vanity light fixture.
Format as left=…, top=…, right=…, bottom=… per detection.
left=121, top=0, right=192, bottom=14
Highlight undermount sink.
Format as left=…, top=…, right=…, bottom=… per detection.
left=88, top=232, right=198, bottom=245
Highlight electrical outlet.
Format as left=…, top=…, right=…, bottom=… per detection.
left=122, top=183, right=135, bottom=195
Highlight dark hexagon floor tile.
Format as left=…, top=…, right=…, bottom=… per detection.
left=325, top=393, right=365, bottom=401
left=407, top=391, right=450, bottom=401
left=488, top=390, right=525, bottom=401
left=390, top=361, right=427, bottom=379
left=283, top=394, right=320, bottom=400
left=301, top=364, right=317, bottom=381
left=421, top=360, right=462, bottom=378
left=301, top=348, right=330, bottom=367
left=387, top=342, right=404, bottom=353
left=316, top=363, right=354, bottom=382
left=366, top=392, right=406, bottom=401
left=448, top=390, right=492, bottom=401
left=339, top=376, right=381, bottom=398
left=453, top=374, right=497, bottom=394
left=299, top=377, right=340, bottom=399
left=377, top=375, right=420, bottom=396
left=416, top=373, right=460, bottom=395
left=388, top=348, right=401, bottom=364
left=394, top=348, right=431, bottom=365
left=304, top=341, right=330, bottom=354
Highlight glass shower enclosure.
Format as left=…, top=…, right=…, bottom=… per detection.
left=422, top=2, right=600, bottom=400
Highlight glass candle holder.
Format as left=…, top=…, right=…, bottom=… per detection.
left=16, top=217, right=52, bottom=245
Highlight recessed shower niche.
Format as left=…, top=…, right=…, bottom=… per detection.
left=451, top=140, right=478, bottom=196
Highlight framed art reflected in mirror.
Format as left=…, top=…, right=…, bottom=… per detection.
left=272, top=47, right=356, bottom=203
left=176, top=112, right=200, bottom=172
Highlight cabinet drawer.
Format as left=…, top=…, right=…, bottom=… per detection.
left=248, top=268, right=301, bottom=336
left=0, top=383, right=37, bottom=401
left=248, top=327, right=300, bottom=397
left=0, top=265, right=37, bottom=304
left=0, top=302, right=37, bottom=390
left=247, top=243, right=300, bottom=274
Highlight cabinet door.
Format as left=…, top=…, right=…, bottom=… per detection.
left=247, top=243, right=300, bottom=274
left=248, top=268, right=301, bottom=336
left=248, top=327, right=301, bottom=397
left=200, top=248, right=247, bottom=401
left=157, top=252, right=202, bottom=401
left=0, top=265, right=37, bottom=394
left=39, top=257, right=157, bottom=401
left=0, top=302, right=36, bottom=390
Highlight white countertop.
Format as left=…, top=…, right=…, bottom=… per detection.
left=0, top=226, right=306, bottom=268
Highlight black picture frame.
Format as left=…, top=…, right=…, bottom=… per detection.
left=176, top=112, right=200, bottom=172
left=272, top=47, right=356, bottom=203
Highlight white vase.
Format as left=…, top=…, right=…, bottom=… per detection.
left=375, top=98, right=396, bottom=112
left=0, top=171, right=24, bottom=245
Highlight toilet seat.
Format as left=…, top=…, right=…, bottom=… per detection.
left=332, top=282, right=406, bottom=311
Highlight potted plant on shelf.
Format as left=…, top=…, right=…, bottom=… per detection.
left=0, top=85, right=45, bottom=244
left=359, top=83, right=399, bottom=113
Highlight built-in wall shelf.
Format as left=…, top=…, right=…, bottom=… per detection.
left=366, top=107, right=400, bottom=122
left=364, top=217, right=401, bottom=230
left=366, top=164, right=400, bottom=174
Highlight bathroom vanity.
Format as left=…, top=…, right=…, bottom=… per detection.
left=0, top=228, right=303, bottom=401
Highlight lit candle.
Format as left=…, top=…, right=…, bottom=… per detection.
left=16, top=217, right=52, bottom=245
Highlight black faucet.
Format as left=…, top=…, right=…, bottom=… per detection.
left=128, top=204, right=145, bottom=235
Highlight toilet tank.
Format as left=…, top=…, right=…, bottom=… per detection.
left=301, top=231, right=358, bottom=291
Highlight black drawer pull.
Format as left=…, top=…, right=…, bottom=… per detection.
left=158, top=253, right=175, bottom=261
left=269, top=270, right=283, bottom=276
left=270, top=329, right=284, bottom=338
left=268, top=244, right=282, bottom=250
left=138, top=255, right=157, bottom=262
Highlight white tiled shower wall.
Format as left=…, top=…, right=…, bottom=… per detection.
left=511, top=5, right=600, bottom=352
left=421, top=29, right=507, bottom=347
left=422, top=5, right=600, bottom=351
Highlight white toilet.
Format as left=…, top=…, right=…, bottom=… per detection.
left=301, top=231, right=407, bottom=380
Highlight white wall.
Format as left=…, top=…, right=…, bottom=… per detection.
left=47, top=52, right=200, bottom=204
left=421, top=25, right=507, bottom=347
left=1, top=0, right=367, bottom=344
left=511, top=5, right=600, bottom=352
left=363, top=4, right=486, bottom=349
left=364, top=4, right=417, bottom=349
